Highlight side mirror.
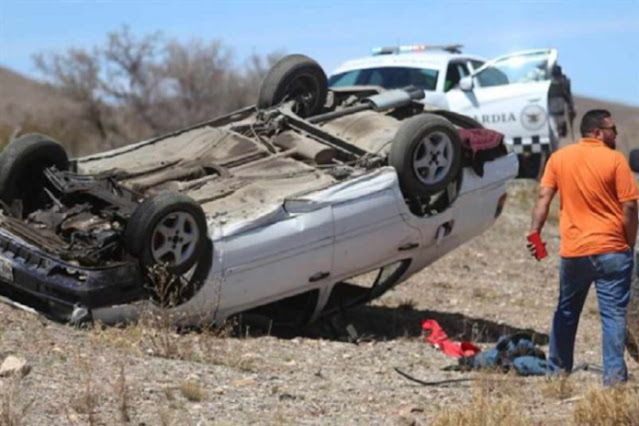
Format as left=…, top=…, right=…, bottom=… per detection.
left=630, top=149, right=639, bottom=173
left=459, top=76, right=474, bottom=91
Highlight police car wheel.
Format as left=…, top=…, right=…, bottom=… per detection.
left=0, top=133, right=69, bottom=217
left=257, top=54, right=328, bottom=118
left=389, top=114, right=462, bottom=198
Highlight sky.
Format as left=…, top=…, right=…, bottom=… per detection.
left=1, top=0, right=638, bottom=106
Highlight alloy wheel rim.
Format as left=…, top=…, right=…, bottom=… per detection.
left=150, top=212, right=199, bottom=267
left=412, top=131, right=453, bottom=185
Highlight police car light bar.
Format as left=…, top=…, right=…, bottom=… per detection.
left=372, top=44, right=463, bottom=55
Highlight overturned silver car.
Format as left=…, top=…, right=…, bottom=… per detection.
left=0, top=54, right=517, bottom=325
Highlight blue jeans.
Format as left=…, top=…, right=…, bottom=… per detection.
left=548, top=250, right=633, bottom=386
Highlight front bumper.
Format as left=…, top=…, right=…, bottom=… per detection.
left=0, top=231, right=145, bottom=321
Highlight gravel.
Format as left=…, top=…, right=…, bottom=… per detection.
left=0, top=180, right=637, bottom=425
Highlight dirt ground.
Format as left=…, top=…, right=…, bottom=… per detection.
left=0, top=179, right=637, bottom=425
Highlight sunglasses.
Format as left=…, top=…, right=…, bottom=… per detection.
left=599, top=125, right=618, bottom=134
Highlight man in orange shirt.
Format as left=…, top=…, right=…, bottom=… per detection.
left=529, top=109, right=638, bottom=386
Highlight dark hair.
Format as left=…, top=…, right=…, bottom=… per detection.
left=580, top=109, right=611, bottom=137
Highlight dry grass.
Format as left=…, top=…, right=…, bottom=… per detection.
left=90, top=314, right=195, bottom=361
left=572, top=386, right=639, bottom=426
left=88, top=266, right=249, bottom=370
left=90, top=314, right=258, bottom=374
left=69, top=359, right=102, bottom=426
left=431, top=374, right=532, bottom=426
left=0, top=376, right=32, bottom=426
left=91, top=265, right=215, bottom=361
left=158, top=408, right=178, bottom=426
left=541, top=375, right=575, bottom=400
left=113, top=364, right=131, bottom=424
left=179, top=380, right=206, bottom=402
left=140, top=314, right=195, bottom=360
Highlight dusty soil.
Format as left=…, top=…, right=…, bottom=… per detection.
left=0, top=179, right=637, bottom=426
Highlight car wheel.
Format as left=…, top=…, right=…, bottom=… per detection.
left=126, top=192, right=207, bottom=277
left=257, top=54, right=328, bottom=118
left=0, top=133, right=69, bottom=217
left=389, top=114, right=462, bottom=198
left=626, top=270, right=639, bottom=363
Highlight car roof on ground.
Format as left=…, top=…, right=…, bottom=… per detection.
left=331, top=52, right=488, bottom=75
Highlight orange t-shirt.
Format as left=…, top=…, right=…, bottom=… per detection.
left=540, top=138, right=639, bottom=257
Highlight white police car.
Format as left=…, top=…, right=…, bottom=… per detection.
left=329, top=45, right=575, bottom=178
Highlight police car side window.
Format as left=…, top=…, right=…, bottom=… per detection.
left=475, top=66, right=509, bottom=87
left=445, top=63, right=469, bottom=91
left=445, top=64, right=460, bottom=92
left=475, top=52, right=551, bottom=87
left=329, top=67, right=439, bottom=91
left=470, top=60, right=484, bottom=72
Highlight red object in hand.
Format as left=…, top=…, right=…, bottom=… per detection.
left=527, top=231, right=548, bottom=260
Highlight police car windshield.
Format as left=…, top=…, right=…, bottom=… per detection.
left=475, top=52, right=550, bottom=87
left=329, top=67, right=439, bottom=91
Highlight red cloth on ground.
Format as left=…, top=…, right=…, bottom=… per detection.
left=421, top=319, right=481, bottom=358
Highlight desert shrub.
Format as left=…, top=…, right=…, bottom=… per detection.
left=179, top=380, right=206, bottom=402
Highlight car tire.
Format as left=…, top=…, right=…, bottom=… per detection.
left=0, top=133, right=69, bottom=216
left=389, top=114, right=462, bottom=198
left=126, top=192, right=207, bottom=276
left=257, top=54, right=328, bottom=118
left=626, top=270, right=639, bottom=363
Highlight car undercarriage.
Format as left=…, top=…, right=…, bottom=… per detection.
left=0, top=54, right=511, bottom=326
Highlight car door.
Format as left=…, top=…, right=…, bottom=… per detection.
left=218, top=205, right=333, bottom=313
left=331, top=187, right=420, bottom=280
left=445, top=49, right=558, bottom=144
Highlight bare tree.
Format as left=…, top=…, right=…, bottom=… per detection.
left=101, top=26, right=163, bottom=134
left=159, top=39, right=235, bottom=127
left=243, top=51, right=285, bottom=94
left=34, top=26, right=284, bottom=150
left=34, top=47, right=111, bottom=141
